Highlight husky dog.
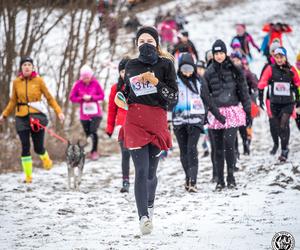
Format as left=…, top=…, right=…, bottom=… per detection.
left=66, top=140, right=85, bottom=190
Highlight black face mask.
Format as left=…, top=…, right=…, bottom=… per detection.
left=138, top=43, right=158, bottom=65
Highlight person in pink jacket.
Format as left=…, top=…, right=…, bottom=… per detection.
left=69, top=65, right=105, bottom=160
left=157, top=13, right=178, bottom=51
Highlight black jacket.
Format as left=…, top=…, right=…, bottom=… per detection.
left=269, top=64, right=295, bottom=104
left=201, top=58, right=251, bottom=118
left=123, top=57, right=178, bottom=110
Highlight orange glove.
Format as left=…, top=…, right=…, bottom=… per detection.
left=139, top=72, right=159, bottom=86
left=114, top=92, right=128, bottom=110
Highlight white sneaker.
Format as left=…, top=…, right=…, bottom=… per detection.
left=139, top=216, right=153, bottom=235
left=148, top=205, right=154, bottom=221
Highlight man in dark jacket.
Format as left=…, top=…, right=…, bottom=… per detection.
left=172, top=31, right=199, bottom=61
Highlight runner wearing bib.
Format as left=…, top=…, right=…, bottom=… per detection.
left=172, top=53, right=206, bottom=192
left=258, top=47, right=300, bottom=162
left=69, top=65, right=105, bottom=160
left=116, top=26, right=178, bottom=235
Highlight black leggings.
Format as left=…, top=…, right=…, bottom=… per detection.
left=269, top=117, right=279, bottom=146
left=81, top=117, right=101, bottom=153
left=273, top=113, right=290, bottom=150
left=271, top=104, right=293, bottom=150
left=208, top=129, right=217, bottom=178
left=119, top=141, right=131, bottom=180
left=130, top=144, right=160, bottom=219
left=296, top=114, right=300, bottom=131
left=18, top=129, right=46, bottom=157
left=210, top=128, right=238, bottom=184
left=174, top=125, right=202, bottom=185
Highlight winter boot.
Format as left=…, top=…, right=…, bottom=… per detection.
left=233, top=166, right=240, bottom=172
left=139, top=216, right=153, bottom=235
left=188, top=184, right=198, bottom=193
left=270, top=144, right=279, bottom=155
left=184, top=177, right=190, bottom=191
left=21, top=156, right=32, bottom=184
left=278, top=149, right=289, bottom=162
left=201, top=150, right=209, bottom=158
left=39, top=151, right=53, bottom=170
left=120, top=179, right=130, bottom=193
left=187, top=179, right=197, bottom=192
left=243, top=140, right=250, bottom=155
left=215, top=181, right=225, bottom=191
left=227, top=175, right=237, bottom=189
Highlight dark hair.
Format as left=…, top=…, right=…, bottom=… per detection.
left=178, top=70, right=200, bottom=94
left=117, top=76, right=125, bottom=92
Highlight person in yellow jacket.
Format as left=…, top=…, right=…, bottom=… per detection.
left=0, top=56, right=65, bottom=183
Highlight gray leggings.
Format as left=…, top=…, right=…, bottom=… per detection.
left=130, top=144, right=160, bottom=219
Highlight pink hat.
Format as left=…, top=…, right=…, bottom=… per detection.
left=80, top=64, right=93, bottom=79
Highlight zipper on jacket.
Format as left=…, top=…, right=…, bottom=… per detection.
left=25, top=78, right=30, bottom=115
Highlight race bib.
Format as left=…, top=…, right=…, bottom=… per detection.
left=82, top=102, right=98, bottom=115
left=190, top=98, right=205, bottom=114
left=129, top=75, right=157, bottom=96
left=273, top=82, right=290, bottom=96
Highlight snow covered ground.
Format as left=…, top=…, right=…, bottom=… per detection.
left=1, top=0, right=300, bottom=249
left=1, top=114, right=300, bottom=250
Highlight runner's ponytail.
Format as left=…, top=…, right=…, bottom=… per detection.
left=157, top=46, right=175, bottom=63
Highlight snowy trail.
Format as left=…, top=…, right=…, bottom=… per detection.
left=1, top=114, right=300, bottom=250
left=1, top=0, right=300, bottom=249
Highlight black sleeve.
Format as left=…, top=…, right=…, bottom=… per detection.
left=156, top=60, right=178, bottom=104
left=122, top=68, right=131, bottom=99
left=201, top=72, right=222, bottom=118
left=189, top=41, right=199, bottom=60
left=236, top=69, right=251, bottom=115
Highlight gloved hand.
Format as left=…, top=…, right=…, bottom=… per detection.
left=258, top=90, right=265, bottom=110
left=216, top=113, right=226, bottom=125
left=246, top=112, right=252, bottom=126
left=114, top=92, right=128, bottom=110
left=139, top=71, right=159, bottom=86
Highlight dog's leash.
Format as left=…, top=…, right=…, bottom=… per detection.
left=30, top=117, right=68, bottom=144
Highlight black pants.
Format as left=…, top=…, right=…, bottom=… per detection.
left=81, top=117, right=101, bottom=153
left=130, top=144, right=160, bottom=219
left=269, top=117, right=279, bottom=146
left=208, top=129, right=217, bottom=179
left=18, top=129, right=46, bottom=157
left=174, top=125, right=202, bottom=185
left=296, top=114, right=300, bottom=131
left=210, top=128, right=238, bottom=184
left=235, top=125, right=249, bottom=156
left=271, top=103, right=292, bottom=151
left=119, top=141, right=131, bottom=180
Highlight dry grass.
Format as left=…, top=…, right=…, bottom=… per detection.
left=0, top=124, right=120, bottom=174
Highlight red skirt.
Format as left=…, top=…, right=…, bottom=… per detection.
left=119, top=103, right=172, bottom=150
